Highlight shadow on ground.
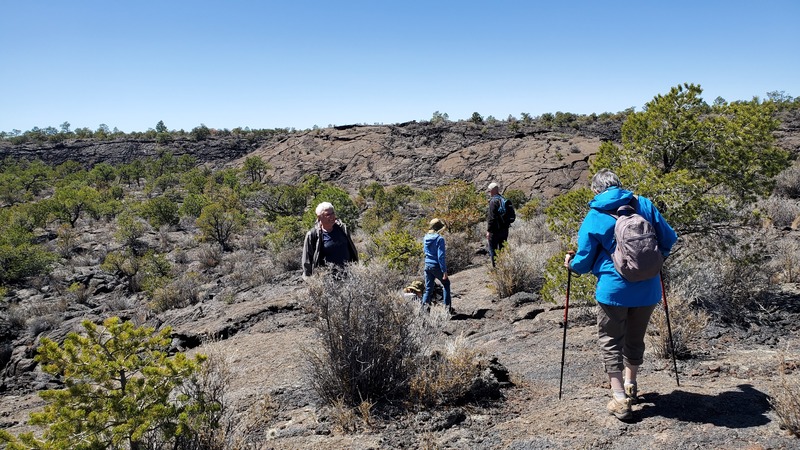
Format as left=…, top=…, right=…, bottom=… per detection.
left=636, top=384, right=771, bottom=428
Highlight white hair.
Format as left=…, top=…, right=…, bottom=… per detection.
left=591, top=169, right=622, bottom=193
left=315, top=202, right=335, bottom=216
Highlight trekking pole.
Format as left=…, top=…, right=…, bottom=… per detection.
left=559, top=267, right=572, bottom=399
left=660, top=271, right=680, bottom=387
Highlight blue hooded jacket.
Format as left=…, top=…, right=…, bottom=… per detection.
left=569, top=187, right=678, bottom=307
left=423, top=232, right=447, bottom=273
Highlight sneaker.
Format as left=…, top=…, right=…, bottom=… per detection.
left=607, top=397, right=632, bottom=420
left=624, top=383, right=638, bottom=404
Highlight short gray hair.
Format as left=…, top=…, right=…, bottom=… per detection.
left=315, top=202, right=335, bottom=216
left=591, top=169, right=622, bottom=193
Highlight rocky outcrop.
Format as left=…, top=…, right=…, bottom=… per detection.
left=0, top=119, right=624, bottom=198
left=243, top=120, right=617, bottom=197
left=4, top=110, right=799, bottom=198
left=0, top=135, right=277, bottom=168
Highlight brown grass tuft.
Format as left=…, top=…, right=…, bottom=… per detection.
left=769, top=353, right=800, bottom=437
left=409, top=334, right=485, bottom=408
left=648, top=281, right=709, bottom=359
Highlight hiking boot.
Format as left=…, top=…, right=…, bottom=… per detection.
left=624, top=383, right=638, bottom=404
left=607, top=397, right=632, bottom=420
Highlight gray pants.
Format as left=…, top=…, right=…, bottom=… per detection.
left=597, top=303, right=658, bottom=373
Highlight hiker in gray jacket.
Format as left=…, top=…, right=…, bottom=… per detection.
left=302, top=202, right=358, bottom=277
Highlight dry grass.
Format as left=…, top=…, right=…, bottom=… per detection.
left=409, top=334, right=485, bottom=408
left=197, top=243, right=223, bottom=269
left=274, top=246, right=303, bottom=273
left=769, top=352, right=800, bottom=437
left=648, top=280, right=709, bottom=359
left=330, top=397, right=359, bottom=433
left=489, top=240, right=555, bottom=299
left=668, top=233, right=774, bottom=326
left=149, top=270, right=203, bottom=312
left=444, top=230, right=478, bottom=274
left=7, top=300, right=67, bottom=337
left=773, top=162, right=800, bottom=199
left=176, top=344, right=234, bottom=450
left=767, top=233, right=800, bottom=283
left=759, top=195, right=800, bottom=228
left=221, top=250, right=275, bottom=290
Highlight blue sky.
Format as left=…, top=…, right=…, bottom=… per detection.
left=2, top=1, right=798, bottom=133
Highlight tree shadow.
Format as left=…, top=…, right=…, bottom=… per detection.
left=635, top=384, right=771, bottom=428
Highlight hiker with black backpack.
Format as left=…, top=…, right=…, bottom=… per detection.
left=486, top=182, right=515, bottom=267
left=564, top=169, right=677, bottom=421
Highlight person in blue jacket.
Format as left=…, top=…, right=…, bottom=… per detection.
left=564, top=169, right=677, bottom=420
left=421, top=218, right=452, bottom=314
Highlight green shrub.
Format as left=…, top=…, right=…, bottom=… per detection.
left=517, top=196, right=546, bottom=222
left=197, top=202, right=245, bottom=252
left=419, top=179, right=484, bottom=233
left=262, top=215, right=305, bottom=253
left=180, top=192, right=210, bottom=218
left=247, top=184, right=307, bottom=221
left=304, top=184, right=360, bottom=231
left=139, top=250, right=172, bottom=298
left=0, top=222, right=56, bottom=285
left=49, top=183, right=102, bottom=227
left=102, top=249, right=142, bottom=293
left=115, top=209, right=148, bottom=251
left=141, top=196, right=180, bottom=228
left=371, top=229, right=423, bottom=274
left=503, top=189, right=527, bottom=211
left=540, top=252, right=596, bottom=305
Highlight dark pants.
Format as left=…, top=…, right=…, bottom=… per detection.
left=488, top=230, right=509, bottom=267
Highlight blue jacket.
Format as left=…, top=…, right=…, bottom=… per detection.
left=569, top=187, right=678, bottom=307
left=423, top=232, right=447, bottom=273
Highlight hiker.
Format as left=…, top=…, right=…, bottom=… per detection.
left=421, top=218, right=452, bottom=314
left=301, top=202, right=358, bottom=278
left=486, top=181, right=511, bottom=267
left=564, top=169, right=677, bottom=420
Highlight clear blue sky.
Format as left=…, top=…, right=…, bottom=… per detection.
left=2, top=1, right=798, bottom=134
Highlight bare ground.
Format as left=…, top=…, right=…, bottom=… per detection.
left=2, top=262, right=799, bottom=449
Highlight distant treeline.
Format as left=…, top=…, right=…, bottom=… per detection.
left=3, top=89, right=797, bottom=146
left=0, top=121, right=291, bottom=146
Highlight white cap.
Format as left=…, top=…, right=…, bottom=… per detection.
left=488, top=182, right=499, bottom=191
